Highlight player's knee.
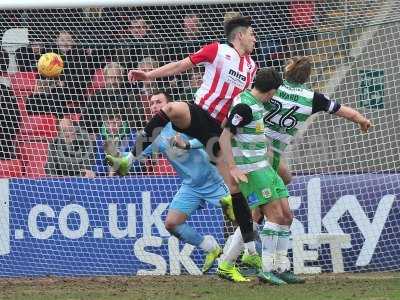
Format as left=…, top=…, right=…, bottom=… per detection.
left=164, top=220, right=178, bottom=232
left=228, top=182, right=240, bottom=194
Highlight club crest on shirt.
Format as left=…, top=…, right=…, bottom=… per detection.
left=231, top=114, right=243, bottom=126
left=255, top=121, right=264, bottom=133
left=262, top=188, right=272, bottom=199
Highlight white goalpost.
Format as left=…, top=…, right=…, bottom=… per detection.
left=0, top=0, right=399, bottom=276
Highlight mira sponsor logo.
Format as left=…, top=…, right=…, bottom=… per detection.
left=228, top=69, right=246, bottom=82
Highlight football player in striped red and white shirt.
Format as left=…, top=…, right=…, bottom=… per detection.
left=128, top=16, right=256, bottom=172
left=120, top=16, right=262, bottom=272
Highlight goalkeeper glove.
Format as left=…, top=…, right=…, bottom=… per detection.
left=105, top=152, right=135, bottom=176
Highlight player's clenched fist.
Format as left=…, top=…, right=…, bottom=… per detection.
left=359, top=118, right=372, bottom=133
left=128, top=69, right=148, bottom=82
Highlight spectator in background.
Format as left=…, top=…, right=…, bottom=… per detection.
left=181, top=12, right=203, bottom=41
left=82, top=7, right=104, bottom=20
left=289, top=0, right=317, bottom=56
left=15, top=38, right=45, bottom=72
left=182, top=68, right=202, bottom=102
left=45, top=118, right=95, bottom=177
left=133, top=56, right=163, bottom=118
left=92, top=105, right=145, bottom=176
left=0, top=50, right=20, bottom=159
left=81, top=62, right=144, bottom=135
left=50, top=31, right=95, bottom=98
left=126, top=16, right=150, bottom=40
left=136, top=56, right=159, bottom=96
left=79, top=7, right=117, bottom=69
left=117, top=15, right=162, bottom=70
left=25, top=78, right=70, bottom=119
left=173, top=11, right=205, bottom=63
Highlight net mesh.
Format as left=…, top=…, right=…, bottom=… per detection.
left=0, top=0, right=399, bottom=276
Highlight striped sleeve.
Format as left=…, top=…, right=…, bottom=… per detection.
left=189, top=42, right=218, bottom=65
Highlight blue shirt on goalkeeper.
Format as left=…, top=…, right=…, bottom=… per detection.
left=141, top=122, right=223, bottom=187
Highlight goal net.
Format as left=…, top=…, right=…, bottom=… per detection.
left=0, top=0, right=399, bottom=276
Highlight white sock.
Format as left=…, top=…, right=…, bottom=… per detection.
left=260, top=221, right=280, bottom=272
left=245, top=241, right=257, bottom=255
left=199, top=236, right=218, bottom=253
left=275, top=224, right=290, bottom=272
left=243, top=222, right=259, bottom=255
left=223, top=227, right=244, bottom=263
left=276, top=224, right=290, bottom=253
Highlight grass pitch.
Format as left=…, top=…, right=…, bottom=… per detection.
left=0, top=273, right=399, bottom=300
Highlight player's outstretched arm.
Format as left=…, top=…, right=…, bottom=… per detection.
left=334, top=105, right=372, bottom=133
left=128, top=57, right=194, bottom=82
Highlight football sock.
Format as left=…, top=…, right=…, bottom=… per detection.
left=199, top=235, right=219, bottom=253
left=231, top=192, right=257, bottom=243
left=276, top=224, right=291, bottom=272
left=276, top=224, right=290, bottom=253
left=168, top=223, right=203, bottom=247
left=245, top=222, right=259, bottom=255
left=223, top=227, right=244, bottom=263
left=260, top=221, right=280, bottom=272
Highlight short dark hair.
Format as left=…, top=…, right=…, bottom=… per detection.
left=224, top=16, right=252, bottom=41
left=253, top=68, right=282, bottom=93
left=152, top=89, right=172, bottom=102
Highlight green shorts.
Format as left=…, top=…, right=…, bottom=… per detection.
left=239, top=167, right=289, bottom=209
